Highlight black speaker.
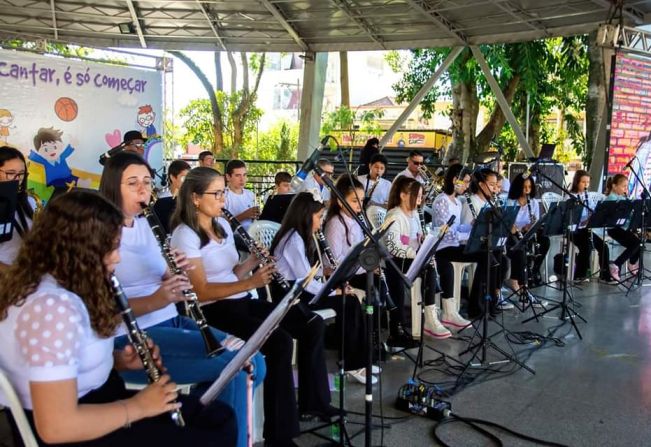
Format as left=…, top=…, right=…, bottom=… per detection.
left=508, top=162, right=564, bottom=198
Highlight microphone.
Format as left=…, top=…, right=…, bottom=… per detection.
left=290, top=136, right=332, bottom=189
left=99, top=143, right=126, bottom=166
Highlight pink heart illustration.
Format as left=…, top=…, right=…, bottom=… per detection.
left=105, top=129, right=122, bottom=147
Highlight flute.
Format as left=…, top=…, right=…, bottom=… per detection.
left=140, top=205, right=224, bottom=357
left=110, top=274, right=186, bottom=427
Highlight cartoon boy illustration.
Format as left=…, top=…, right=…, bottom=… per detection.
left=0, top=109, right=14, bottom=143
left=137, top=105, right=157, bottom=137
left=29, top=127, right=78, bottom=190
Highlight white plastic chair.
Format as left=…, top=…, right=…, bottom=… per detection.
left=366, top=205, right=387, bottom=230
left=248, top=220, right=281, bottom=249
left=0, top=368, right=38, bottom=447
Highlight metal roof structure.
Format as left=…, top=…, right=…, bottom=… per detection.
left=0, top=0, right=650, bottom=52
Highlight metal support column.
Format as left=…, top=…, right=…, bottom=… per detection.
left=297, top=52, right=329, bottom=161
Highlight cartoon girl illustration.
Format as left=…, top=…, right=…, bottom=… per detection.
left=0, top=109, right=14, bottom=143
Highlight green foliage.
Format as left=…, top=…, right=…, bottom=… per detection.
left=240, top=120, right=299, bottom=177
left=177, top=92, right=263, bottom=159
left=390, top=37, right=589, bottom=162
left=321, top=105, right=384, bottom=146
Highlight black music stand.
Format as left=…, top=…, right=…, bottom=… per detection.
left=308, top=221, right=400, bottom=447
left=455, top=205, right=533, bottom=390
left=0, top=180, right=19, bottom=243
left=260, top=193, right=295, bottom=223
left=508, top=214, right=553, bottom=319
left=587, top=200, right=633, bottom=284
left=522, top=199, right=587, bottom=337
left=623, top=199, right=651, bottom=294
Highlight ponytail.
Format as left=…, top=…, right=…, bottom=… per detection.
left=606, top=173, right=627, bottom=195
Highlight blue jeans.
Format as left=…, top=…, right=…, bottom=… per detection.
left=115, top=316, right=266, bottom=447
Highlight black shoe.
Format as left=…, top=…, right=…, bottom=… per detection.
left=300, top=405, right=343, bottom=422
left=386, top=323, right=418, bottom=349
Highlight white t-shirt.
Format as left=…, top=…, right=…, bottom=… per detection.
left=225, top=188, right=256, bottom=230
left=0, top=200, right=35, bottom=265
left=171, top=218, right=247, bottom=302
left=0, top=275, right=113, bottom=409
left=506, top=198, right=541, bottom=230
left=357, top=175, right=391, bottom=207
left=114, top=217, right=177, bottom=332
left=296, top=174, right=331, bottom=202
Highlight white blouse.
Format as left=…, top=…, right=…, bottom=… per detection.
left=324, top=213, right=364, bottom=275
left=0, top=275, right=113, bottom=409
left=431, top=193, right=471, bottom=250
left=170, top=218, right=247, bottom=301
left=357, top=175, right=391, bottom=207
left=460, top=194, right=488, bottom=225
left=506, top=198, right=541, bottom=230
left=274, top=231, right=325, bottom=296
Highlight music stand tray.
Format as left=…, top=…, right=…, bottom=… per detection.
left=587, top=200, right=633, bottom=229
left=464, top=205, right=519, bottom=255
left=542, top=200, right=582, bottom=237
left=626, top=199, right=651, bottom=231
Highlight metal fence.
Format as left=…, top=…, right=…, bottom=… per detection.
left=212, top=158, right=302, bottom=197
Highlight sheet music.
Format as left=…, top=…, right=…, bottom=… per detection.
left=200, top=283, right=301, bottom=405
left=406, top=233, right=436, bottom=282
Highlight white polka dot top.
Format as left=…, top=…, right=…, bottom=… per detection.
left=0, top=274, right=114, bottom=410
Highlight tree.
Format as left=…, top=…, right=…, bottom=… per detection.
left=390, top=38, right=589, bottom=164
left=169, top=50, right=266, bottom=158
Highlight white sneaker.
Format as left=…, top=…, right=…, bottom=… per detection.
left=441, top=299, right=471, bottom=329
left=347, top=368, right=378, bottom=385
left=497, top=290, right=514, bottom=310
left=527, top=292, right=548, bottom=308
left=424, top=304, right=452, bottom=339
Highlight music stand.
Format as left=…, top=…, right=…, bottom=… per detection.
left=523, top=198, right=587, bottom=337
left=200, top=269, right=317, bottom=404
left=0, top=181, right=19, bottom=243
left=509, top=214, right=555, bottom=318
left=622, top=199, right=651, bottom=293
left=455, top=205, right=533, bottom=390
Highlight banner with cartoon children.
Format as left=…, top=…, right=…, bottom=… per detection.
left=0, top=48, right=164, bottom=201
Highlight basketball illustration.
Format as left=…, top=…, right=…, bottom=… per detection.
left=54, top=97, right=78, bottom=122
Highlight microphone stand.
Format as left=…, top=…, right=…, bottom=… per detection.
left=312, top=159, right=412, bottom=447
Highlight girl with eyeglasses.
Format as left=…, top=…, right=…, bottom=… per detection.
left=171, top=168, right=334, bottom=447
left=99, top=152, right=266, bottom=447
left=0, top=146, right=35, bottom=271
left=0, top=190, right=236, bottom=446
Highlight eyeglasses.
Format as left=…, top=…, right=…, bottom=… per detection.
left=203, top=190, right=225, bottom=200
left=321, top=171, right=334, bottom=178
left=122, top=179, right=153, bottom=191
left=0, top=169, right=26, bottom=181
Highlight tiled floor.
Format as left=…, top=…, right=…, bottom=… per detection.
left=297, top=278, right=651, bottom=446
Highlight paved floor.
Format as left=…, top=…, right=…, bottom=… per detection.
left=2, top=277, right=650, bottom=447
left=296, top=278, right=651, bottom=447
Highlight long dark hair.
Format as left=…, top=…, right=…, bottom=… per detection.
left=571, top=169, right=590, bottom=193
left=270, top=192, right=325, bottom=265
left=99, top=151, right=151, bottom=211
left=0, top=146, right=33, bottom=233
left=508, top=173, right=536, bottom=200
left=442, top=164, right=464, bottom=195
left=171, top=167, right=226, bottom=247
left=324, top=175, right=363, bottom=247
left=0, top=190, right=123, bottom=337
left=387, top=176, right=421, bottom=210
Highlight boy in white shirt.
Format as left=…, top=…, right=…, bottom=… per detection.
left=224, top=159, right=258, bottom=230
left=357, top=153, right=391, bottom=208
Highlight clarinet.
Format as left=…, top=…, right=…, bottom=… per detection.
left=526, top=194, right=540, bottom=254
left=583, top=191, right=594, bottom=252
left=316, top=229, right=338, bottom=268
left=221, top=209, right=292, bottom=292
left=364, top=178, right=381, bottom=208
left=140, top=206, right=224, bottom=357
left=464, top=191, right=478, bottom=220
left=110, top=274, right=186, bottom=427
